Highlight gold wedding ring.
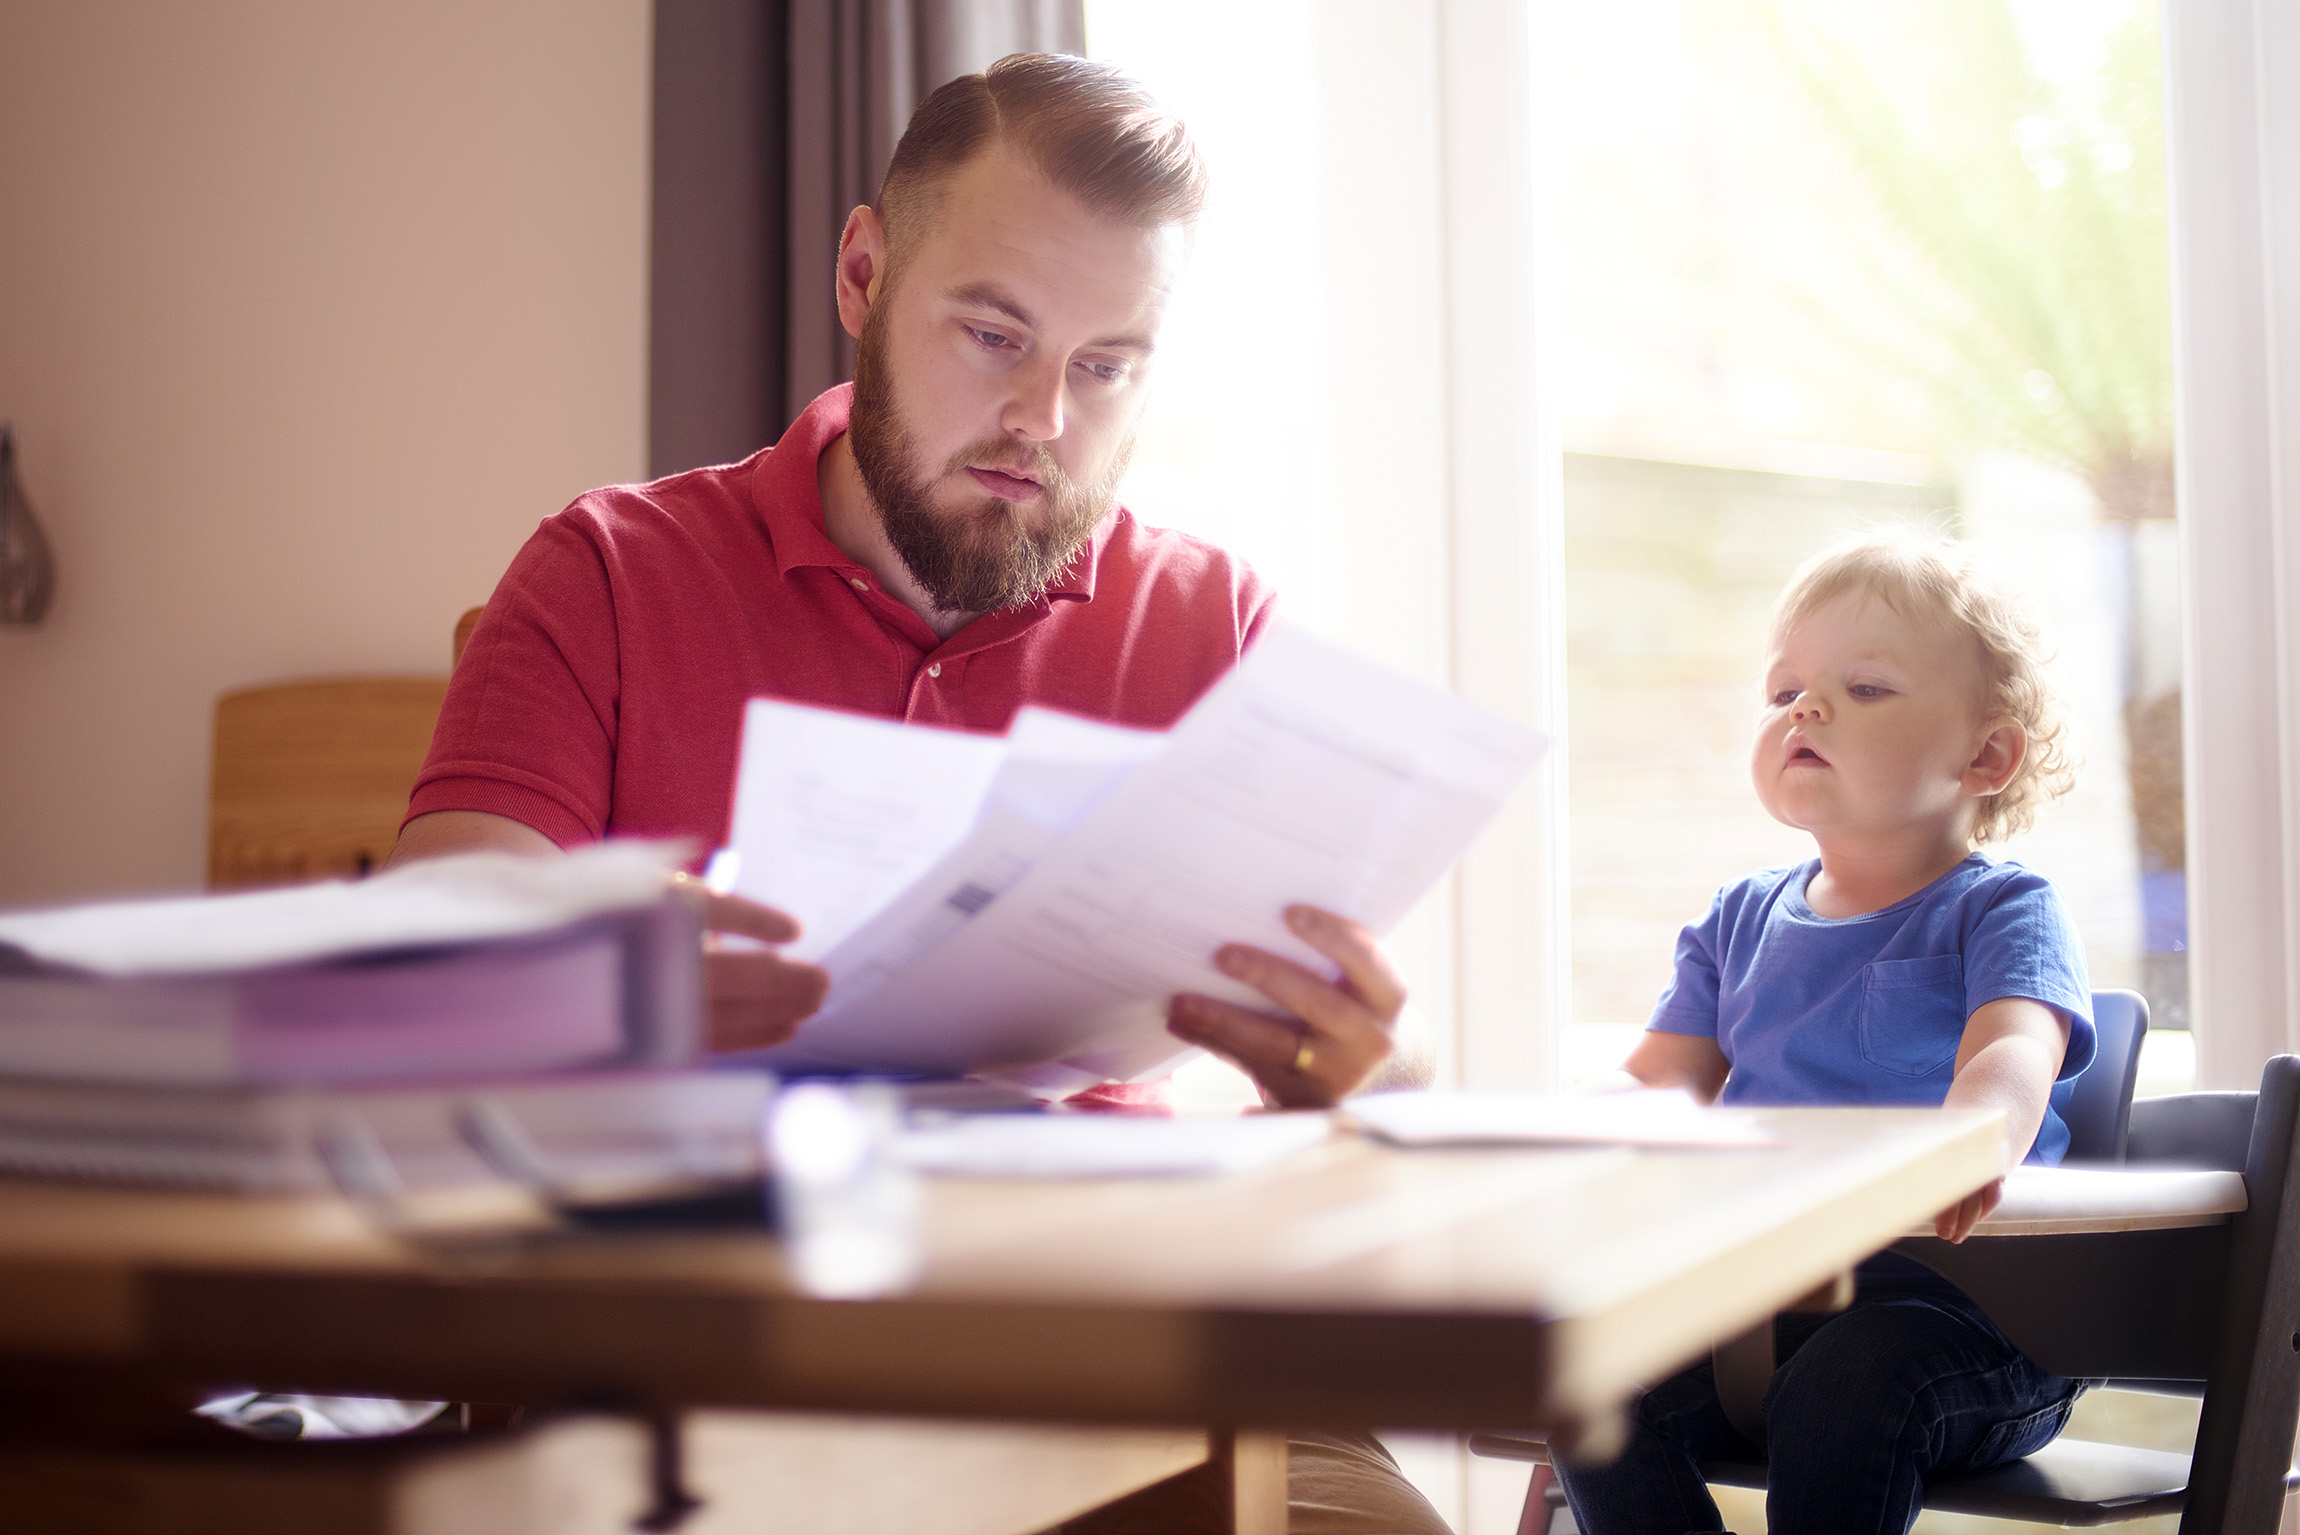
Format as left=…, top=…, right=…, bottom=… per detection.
left=1291, top=1037, right=1317, bottom=1074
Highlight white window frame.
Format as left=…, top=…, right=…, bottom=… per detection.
left=1436, top=0, right=1570, bottom=1092
left=2163, top=0, right=2300, bottom=1087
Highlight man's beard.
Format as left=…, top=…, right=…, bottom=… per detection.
left=849, top=311, right=1129, bottom=616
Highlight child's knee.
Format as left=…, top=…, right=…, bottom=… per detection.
left=1764, top=1306, right=1958, bottom=1437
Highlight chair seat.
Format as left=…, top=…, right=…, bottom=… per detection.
left=1705, top=1439, right=2190, bottom=1526
left=1468, top=1432, right=2194, bottom=1528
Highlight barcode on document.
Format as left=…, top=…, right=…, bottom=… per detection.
left=943, top=883, right=998, bottom=916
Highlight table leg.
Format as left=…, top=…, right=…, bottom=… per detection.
left=632, top=1410, right=705, bottom=1531
left=1712, top=1322, right=1773, bottom=1448
left=1045, top=1425, right=1286, bottom=1534
left=1213, top=1427, right=1289, bottom=1535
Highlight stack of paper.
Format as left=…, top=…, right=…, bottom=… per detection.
left=0, top=843, right=722, bottom=1192
left=722, top=624, right=1547, bottom=1091
left=0, top=1067, right=771, bottom=1193
left=0, top=842, right=697, bottom=1086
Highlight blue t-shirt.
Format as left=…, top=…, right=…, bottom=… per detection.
left=1649, top=854, right=2096, bottom=1165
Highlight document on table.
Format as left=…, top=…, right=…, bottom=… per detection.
left=1345, top=1089, right=1784, bottom=1150
left=725, top=624, right=1547, bottom=1089
left=897, top=1110, right=1333, bottom=1179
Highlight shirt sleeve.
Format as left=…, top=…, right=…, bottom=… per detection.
left=1964, top=868, right=2097, bottom=1082
left=1238, top=564, right=1279, bottom=650
left=1649, top=886, right=1729, bottom=1039
left=404, top=513, right=621, bottom=848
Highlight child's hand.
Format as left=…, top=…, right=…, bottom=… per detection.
left=1933, top=1176, right=2005, bottom=1243
left=1614, top=1031, right=1731, bottom=1103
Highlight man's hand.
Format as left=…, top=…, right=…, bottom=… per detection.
left=393, top=816, right=832, bottom=1054
left=1934, top=1176, right=2005, bottom=1243
left=1164, top=905, right=1406, bottom=1109
left=673, top=879, right=831, bottom=1052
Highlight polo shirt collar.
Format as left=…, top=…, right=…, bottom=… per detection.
left=750, top=382, right=1112, bottom=609
left=751, top=385, right=863, bottom=578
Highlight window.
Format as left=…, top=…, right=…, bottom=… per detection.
left=1551, top=0, right=2187, bottom=1091
left=1087, top=2, right=1562, bottom=1113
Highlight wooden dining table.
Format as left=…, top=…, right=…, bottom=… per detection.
left=0, top=1104, right=2005, bottom=1532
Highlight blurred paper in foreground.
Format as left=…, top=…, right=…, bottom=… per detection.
left=732, top=625, right=1546, bottom=1090
left=1348, top=1090, right=1781, bottom=1149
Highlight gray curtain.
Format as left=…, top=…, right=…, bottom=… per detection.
left=783, top=0, right=1087, bottom=415
left=648, top=0, right=1085, bottom=478
left=650, top=0, right=790, bottom=478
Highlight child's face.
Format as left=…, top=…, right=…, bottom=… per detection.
left=1751, top=591, right=2009, bottom=849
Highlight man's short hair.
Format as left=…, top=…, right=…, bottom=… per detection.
left=877, top=53, right=1207, bottom=268
left=1772, top=529, right=2079, bottom=844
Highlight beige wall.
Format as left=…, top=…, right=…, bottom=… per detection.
left=0, top=1, right=651, bottom=906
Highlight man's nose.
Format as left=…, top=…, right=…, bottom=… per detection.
left=1004, top=355, right=1066, bottom=443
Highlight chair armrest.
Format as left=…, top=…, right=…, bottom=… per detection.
left=1899, top=1166, right=2245, bottom=1238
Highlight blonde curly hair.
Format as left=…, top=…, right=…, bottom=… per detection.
left=1771, top=530, right=2079, bottom=844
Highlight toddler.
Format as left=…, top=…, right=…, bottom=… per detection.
left=1556, top=532, right=2096, bottom=1535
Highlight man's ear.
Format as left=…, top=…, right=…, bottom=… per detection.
left=1964, top=718, right=2028, bottom=798
left=834, top=205, right=888, bottom=342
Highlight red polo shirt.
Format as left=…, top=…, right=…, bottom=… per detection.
left=412, top=381, right=1275, bottom=863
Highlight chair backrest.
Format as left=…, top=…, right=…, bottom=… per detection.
left=208, top=676, right=448, bottom=890
left=453, top=605, right=484, bottom=667
left=2182, top=1054, right=2300, bottom=1533
left=1895, top=1052, right=2300, bottom=1371
left=2126, top=1089, right=2259, bottom=1171
left=2061, top=988, right=2149, bottom=1163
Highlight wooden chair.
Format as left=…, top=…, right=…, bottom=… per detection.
left=207, top=610, right=482, bottom=891
left=208, top=678, right=447, bottom=889
left=453, top=605, right=483, bottom=667
left=1473, top=1042, right=2300, bottom=1534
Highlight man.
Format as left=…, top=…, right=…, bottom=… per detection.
left=394, top=53, right=1419, bottom=1114
left=393, top=57, right=1449, bottom=1530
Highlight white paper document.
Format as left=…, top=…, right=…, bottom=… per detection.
left=728, top=624, right=1546, bottom=1088
left=897, top=1110, right=1332, bottom=1179
left=1345, top=1089, right=1784, bottom=1150
left=725, top=703, right=1011, bottom=961
left=0, top=842, right=681, bottom=977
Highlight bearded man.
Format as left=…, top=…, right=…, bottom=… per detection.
left=392, top=54, right=1449, bottom=1530
left=396, top=51, right=1419, bottom=1114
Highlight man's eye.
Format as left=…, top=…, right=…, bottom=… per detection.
left=1075, top=358, right=1128, bottom=384
left=965, top=326, right=1015, bottom=351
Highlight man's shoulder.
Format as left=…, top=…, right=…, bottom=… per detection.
left=502, top=454, right=787, bottom=602
left=539, top=391, right=846, bottom=569
left=1094, top=508, right=1271, bottom=606
left=549, top=455, right=767, bottom=539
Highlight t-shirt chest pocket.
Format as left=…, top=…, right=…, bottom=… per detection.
left=1857, top=954, right=1968, bottom=1079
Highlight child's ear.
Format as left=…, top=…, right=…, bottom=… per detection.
left=1964, top=718, right=2027, bottom=798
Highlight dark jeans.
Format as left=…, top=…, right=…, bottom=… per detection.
left=1554, top=1271, right=2082, bottom=1535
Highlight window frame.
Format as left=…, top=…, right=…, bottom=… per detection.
left=2162, top=0, right=2300, bottom=1086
